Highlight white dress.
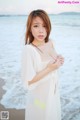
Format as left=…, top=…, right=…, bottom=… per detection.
left=21, top=41, right=61, bottom=120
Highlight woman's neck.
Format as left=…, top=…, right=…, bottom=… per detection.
left=32, top=39, right=45, bottom=47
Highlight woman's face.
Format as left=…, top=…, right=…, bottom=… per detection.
left=31, top=17, right=47, bottom=43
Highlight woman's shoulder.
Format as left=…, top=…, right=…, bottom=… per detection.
left=49, top=39, right=55, bottom=48
left=23, top=44, right=35, bottom=51
left=23, top=44, right=39, bottom=56
left=22, top=44, right=33, bottom=56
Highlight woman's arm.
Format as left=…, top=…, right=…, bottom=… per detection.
left=28, top=55, right=64, bottom=85
left=28, top=66, right=51, bottom=85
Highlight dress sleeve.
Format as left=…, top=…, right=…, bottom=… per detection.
left=21, top=45, right=36, bottom=90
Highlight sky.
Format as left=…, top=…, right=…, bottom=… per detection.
left=0, top=0, right=80, bottom=15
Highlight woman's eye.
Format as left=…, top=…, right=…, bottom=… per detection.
left=33, top=25, right=38, bottom=27
left=33, top=25, right=46, bottom=28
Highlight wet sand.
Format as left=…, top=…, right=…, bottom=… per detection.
left=0, top=78, right=25, bottom=120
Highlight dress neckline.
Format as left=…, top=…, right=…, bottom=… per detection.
left=31, top=43, right=43, bottom=53
left=29, top=42, right=54, bottom=64
left=29, top=44, right=51, bottom=63
left=31, top=41, right=49, bottom=47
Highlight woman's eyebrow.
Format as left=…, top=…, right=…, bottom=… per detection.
left=33, top=22, right=40, bottom=24
left=32, top=20, right=45, bottom=25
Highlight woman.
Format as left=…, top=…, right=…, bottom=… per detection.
left=21, top=9, right=64, bottom=120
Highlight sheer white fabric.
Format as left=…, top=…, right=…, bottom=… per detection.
left=21, top=40, right=61, bottom=120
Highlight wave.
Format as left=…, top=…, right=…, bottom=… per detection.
left=54, top=23, right=80, bottom=27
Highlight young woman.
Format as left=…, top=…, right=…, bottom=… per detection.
left=21, top=9, right=64, bottom=120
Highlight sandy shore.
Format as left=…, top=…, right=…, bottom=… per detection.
left=0, top=78, right=25, bottom=120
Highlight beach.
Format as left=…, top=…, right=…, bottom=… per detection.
left=0, top=14, right=80, bottom=120
left=0, top=78, right=25, bottom=120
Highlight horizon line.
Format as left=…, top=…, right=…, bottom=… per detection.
left=0, top=11, right=80, bottom=16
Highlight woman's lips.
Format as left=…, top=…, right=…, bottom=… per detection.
left=38, top=35, right=44, bottom=38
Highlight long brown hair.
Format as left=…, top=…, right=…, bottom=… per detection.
left=25, top=9, right=51, bottom=45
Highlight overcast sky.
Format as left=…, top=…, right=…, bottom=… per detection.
left=0, top=0, right=80, bottom=15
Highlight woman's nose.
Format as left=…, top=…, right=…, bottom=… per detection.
left=39, top=27, right=44, bottom=33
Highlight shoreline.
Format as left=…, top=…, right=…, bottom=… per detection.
left=0, top=78, right=25, bottom=120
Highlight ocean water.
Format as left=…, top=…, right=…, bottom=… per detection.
left=0, top=14, right=80, bottom=120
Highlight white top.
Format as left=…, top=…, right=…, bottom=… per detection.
left=21, top=40, right=61, bottom=120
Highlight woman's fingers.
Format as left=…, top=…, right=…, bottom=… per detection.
left=56, top=55, right=64, bottom=66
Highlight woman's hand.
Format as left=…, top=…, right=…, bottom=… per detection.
left=56, top=54, right=64, bottom=65
left=47, top=55, right=64, bottom=71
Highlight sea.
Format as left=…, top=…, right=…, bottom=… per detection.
left=0, top=13, right=80, bottom=120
